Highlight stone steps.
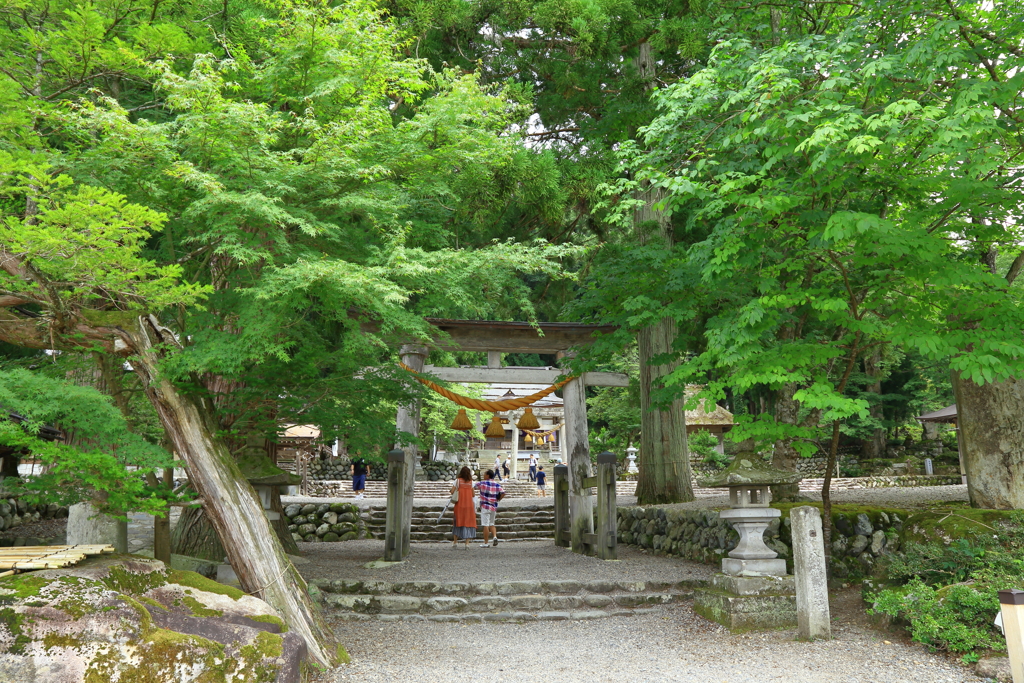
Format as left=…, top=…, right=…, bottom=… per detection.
left=360, top=503, right=558, bottom=541
left=311, top=578, right=696, bottom=623
left=302, top=480, right=639, bottom=499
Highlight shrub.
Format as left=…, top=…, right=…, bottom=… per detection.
left=868, top=512, right=1024, bottom=655
left=690, top=430, right=728, bottom=469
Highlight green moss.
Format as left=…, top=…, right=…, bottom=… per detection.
left=167, top=570, right=244, bottom=600
left=0, top=607, right=30, bottom=654
left=902, top=509, right=1015, bottom=546
left=0, top=574, right=51, bottom=601
left=248, top=614, right=287, bottom=632
left=103, top=565, right=168, bottom=596
left=234, top=631, right=284, bottom=683
left=335, top=642, right=350, bottom=665
left=42, top=631, right=86, bottom=651
left=138, top=596, right=167, bottom=612
left=80, top=309, right=145, bottom=329
left=182, top=595, right=223, bottom=618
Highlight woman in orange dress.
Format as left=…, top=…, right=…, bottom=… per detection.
left=450, top=466, right=477, bottom=549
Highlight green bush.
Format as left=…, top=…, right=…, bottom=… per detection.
left=868, top=512, right=1024, bottom=655
left=690, top=431, right=728, bottom=469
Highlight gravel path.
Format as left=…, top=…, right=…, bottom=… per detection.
left=297, top=540, right=716, bottom=584
left=317, top=599, right=982, bottom=683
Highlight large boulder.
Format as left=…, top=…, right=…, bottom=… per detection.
left=0, top=555, right=305, bottom=682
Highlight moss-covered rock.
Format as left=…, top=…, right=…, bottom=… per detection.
left=0, top=555, right=305, bottom=682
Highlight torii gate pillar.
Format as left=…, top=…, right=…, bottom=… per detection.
left=562, top=377, right=595, bottom=554
left=394, top=344, right=427, bottom=558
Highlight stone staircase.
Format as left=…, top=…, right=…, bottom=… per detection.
left=362, top=504, right=556, bottom=542
left=305, top=479, right=638, bottom=499
left=311, top=578, right=697, bottom=623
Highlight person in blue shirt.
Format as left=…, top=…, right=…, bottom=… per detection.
left=535, top=466, right=547, bottom=497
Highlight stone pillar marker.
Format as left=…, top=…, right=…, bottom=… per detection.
left=791, top=505, right=832, bottom=640
left=383, top=449, right=408, bottom=563
left=67, top=502, right=128, bottom=553
left=395, top=344, right=427, bottom=558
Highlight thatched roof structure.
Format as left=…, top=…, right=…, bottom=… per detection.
left=684, top=386, right=735, bottom=432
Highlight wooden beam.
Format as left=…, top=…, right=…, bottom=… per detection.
left=422, top=366, right=629, bottom=387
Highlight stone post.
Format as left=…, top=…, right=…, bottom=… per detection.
left=383, top=449, right=408, bottom=563
left=791, top=506, right=832, bottom=640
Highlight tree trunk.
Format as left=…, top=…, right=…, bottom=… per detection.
left=171, top=504, right=226, bottom=562
left=951, top=373, right=1024, bottom=509
left=128, top=317, right=338, bottom=666
left=632, top=40, right=693, bottom=506
left=636, top=317, right=693, bottom=505
left=861, top=350, right=885, bottom=460
left=771, top=384, right=801, bottom=501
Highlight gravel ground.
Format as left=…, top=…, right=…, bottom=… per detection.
left=297, top=540, right=716, bottom=585
left=317, top=598, right=982, bottom=683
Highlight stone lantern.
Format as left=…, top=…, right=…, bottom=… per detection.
left=693, top=456, right=802, bottom=631
left=626, top=446, right=638, bottom=474
left=703, top=457, right=800, bottom=577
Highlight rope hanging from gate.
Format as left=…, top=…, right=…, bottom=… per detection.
left=399, top=362, right=574, bottom=412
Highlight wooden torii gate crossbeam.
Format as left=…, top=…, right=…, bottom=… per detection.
left=385, top=319, right=627, bottom=560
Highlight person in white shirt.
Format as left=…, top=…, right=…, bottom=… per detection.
left=494, top=454, right=503, bottom=480
left=528, top=454, right=538, bottom=482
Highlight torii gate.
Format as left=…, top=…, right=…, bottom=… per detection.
left=386, top=319, right=629, bottom=560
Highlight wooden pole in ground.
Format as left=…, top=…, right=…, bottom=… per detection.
left=384, top=449, right=407, bottom=563
left=396, top=344, right=427, bottom=558
left=553, top=464, right=570, bottom=548
left=595, top=452, right=617, bottom=560
left=562, top=377, right=594, bottom=555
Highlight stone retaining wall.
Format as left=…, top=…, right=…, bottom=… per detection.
left=617, top=504, right=908, bottom=580
left=0, top=497, right=68, bottom=530
left=283, top=501, right=367, bottom=543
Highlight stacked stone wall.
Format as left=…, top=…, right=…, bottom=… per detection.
left=617, top=504, right=908, bottom=580
left=283, top=501, right=367, bottom=543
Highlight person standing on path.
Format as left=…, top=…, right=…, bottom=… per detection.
left=502, top=456, right=510, bottom=481
left=535, top=466, right=546, bottom=497
left=474, top=469, right=504, bottom=547
left=350, top=456, right=369, bottom=499
left=528, top=454, right=537, bottom=482
left=450, top=466, right=477, bottom=549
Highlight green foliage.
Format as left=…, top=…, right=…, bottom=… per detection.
left=0, top=368, right=181, bottom=516
left=869, top=512, right=1024, bottom=655
left=576, top=0, right=1024, bottom=455
left=689, top=430, right=727, bottom=469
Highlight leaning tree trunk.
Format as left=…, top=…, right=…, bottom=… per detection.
left=632, top=40, right=693, bottom=506
left=952, top=373, right=1024, bottom=509
left=128, top=317, right=338, bottom=666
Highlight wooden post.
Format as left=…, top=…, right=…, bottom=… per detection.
left=553, top=464, right=570, bottom=547
left=384, top=449, right=407, bottom=563
left=511, top=412, right=519, bottom=480
left=396, top=344, right=427, bottom=558
left=1000, top=590, right=1024, bottom=683
left=562, top=377, right=595, bottom=555
left=595, top=452, right=618, bottom=560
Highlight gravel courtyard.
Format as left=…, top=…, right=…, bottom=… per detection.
left=317, top=590, right=982, bottom=683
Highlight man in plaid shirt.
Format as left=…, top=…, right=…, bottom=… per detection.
left=474, top=470, right=504, bottom=547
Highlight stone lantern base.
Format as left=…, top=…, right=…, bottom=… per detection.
left=693, top=574, right=797, bottom=632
